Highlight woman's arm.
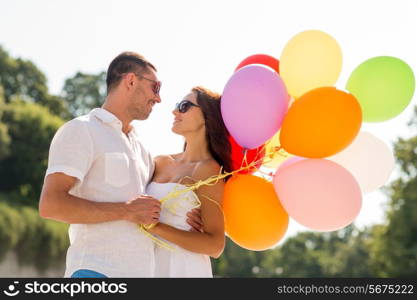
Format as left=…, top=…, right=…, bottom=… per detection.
left=148, top=161, right=225, bottom=258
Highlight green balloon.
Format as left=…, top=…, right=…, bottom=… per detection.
left=346, top=56, right=415, bottom=122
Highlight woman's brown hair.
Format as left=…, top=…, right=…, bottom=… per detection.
left=184, top=86, right=232, bottom=181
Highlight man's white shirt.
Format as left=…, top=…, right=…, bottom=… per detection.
left=45, top=108, right=155, bottom=277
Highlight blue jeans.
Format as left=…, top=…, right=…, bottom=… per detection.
left=71, top=269, right=107, bottom=278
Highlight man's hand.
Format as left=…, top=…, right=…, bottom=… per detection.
left=186, top=208, right=204, bottom=232
left=124, top=195, right=161, bottom=225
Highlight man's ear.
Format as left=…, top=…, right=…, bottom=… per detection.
left=124, top=73, right=136, bottom=90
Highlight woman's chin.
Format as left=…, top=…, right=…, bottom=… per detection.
left=171, top=126, right=181, bottom=135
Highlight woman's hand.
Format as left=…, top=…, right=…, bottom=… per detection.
left=147, top=208, right=203, bottom=234
left=186, top=208, right=204, bottom=232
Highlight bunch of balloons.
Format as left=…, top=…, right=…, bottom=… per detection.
left=220, top=30, right=416, bottom=251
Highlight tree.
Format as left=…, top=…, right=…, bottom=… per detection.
left=0, top=99, right=64, bottom=205
left=0, top=86, right=11, bottom=160
left=260, top=232, right=326, bottom=277
left=213, top=224, right=378, bottom=278
left=0, top=200, right=68, bottom=273
left=212, top=238, right=266, bottom=277
left=0, top=46, right=47, bottom=103
left=0, top=46, right=70, bottom=119
left=370, top=109, right=417, bottom=277
left=321, top=227, right=375, bottom=277
left=62, top=71, right=106, bottom=117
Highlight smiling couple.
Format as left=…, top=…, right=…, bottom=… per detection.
left=39, top=52, right=232, bottom=278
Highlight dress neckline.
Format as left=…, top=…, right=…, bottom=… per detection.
left=149, top=181, right=186, bottom=186
left=148, top=182, right=199, bottom=198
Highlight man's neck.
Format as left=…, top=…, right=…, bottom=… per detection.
left=101, top=102, right=133, bottom=135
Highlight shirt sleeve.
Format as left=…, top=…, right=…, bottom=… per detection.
left=148, top=151, right=155, bottom=180
left=45, top=119, right=94, bottom=182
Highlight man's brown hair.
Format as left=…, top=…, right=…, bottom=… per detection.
left=106, top=52, right=157, bottom=93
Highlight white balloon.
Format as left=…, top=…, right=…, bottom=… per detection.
left=328, top=132, right=395, bottom=193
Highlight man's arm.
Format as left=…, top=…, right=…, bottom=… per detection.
left=39, top=172, right=161, bottom=225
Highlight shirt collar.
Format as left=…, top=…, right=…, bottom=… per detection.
left=91, top=108, right=134, bottom=133
left=91, top=108, right=121, bottom=124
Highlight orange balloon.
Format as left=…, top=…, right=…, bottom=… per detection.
left=223, top=174, right=289, bottom=251
left=279, top=87, right=362, bottom=158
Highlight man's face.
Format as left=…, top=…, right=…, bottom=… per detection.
left=128, top=69, right=161, bottom=120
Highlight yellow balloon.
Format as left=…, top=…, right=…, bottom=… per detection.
left=280, top=30, right=343, bottom=98
left=263, top=130, right=292, bottom=169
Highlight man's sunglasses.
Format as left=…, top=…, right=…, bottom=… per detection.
left=175, top=100, right=200, bottom=113
left=133, top=73, right=162, bottom=96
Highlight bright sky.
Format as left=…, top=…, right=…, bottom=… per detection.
left=1, top=0, right=416, bottom=244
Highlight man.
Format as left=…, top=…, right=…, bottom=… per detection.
left=39, top=52, right=202, bottom=277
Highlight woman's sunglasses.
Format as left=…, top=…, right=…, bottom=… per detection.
left=175, top=100, right=200, bottom=113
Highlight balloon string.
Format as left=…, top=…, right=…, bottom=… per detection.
left=199, top=194, right=223, bottom=213
left=239, top=141, right=276, bottom=172
left=240, top=148, right=248, bottom=170
left=138, top=226, right=176, bottom=251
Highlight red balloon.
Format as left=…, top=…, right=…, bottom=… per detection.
left=230, top=136, right=265, bottom=174
left=235, top=54, right=280, bottom=73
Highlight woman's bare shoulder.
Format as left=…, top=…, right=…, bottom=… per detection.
left=193, top=159, right=223, bottom=182
left=193, top=160, right=225, bottom=207
left=154, top=153, right=180, bottom=164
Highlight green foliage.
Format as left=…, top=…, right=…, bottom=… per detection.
left=328, top=229, right=376, bottom=277
left=0, top=46, right=70, bottom=119
left=212, top=238, right=264, bottom=277
left=62, top=71, right=106, bottom=117
left=0, top=201, right=25, bottom=260
left=0, top=122, right=10, bottom=160
left=0, top=46, right=47, bottom=103
left=262, top=232, right=327, bottom=277
left=39, top=94, right=71, bottom=121
left=0, top=87, right=11, bottom=160
left=0, top=99, right=63, bottom=205
left=370, top=124, right=417, bottom=277
left=213, top=225, right=376, bottom=278
left=0, top=199, right=69, bottom=273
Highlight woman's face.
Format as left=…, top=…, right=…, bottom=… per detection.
left=171, top=91, right=205, bottom=135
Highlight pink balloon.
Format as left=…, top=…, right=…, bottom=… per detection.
left=277, top=156, right=305, bottom=172
left=273, top=159, right=362, bottom=231
left=221, top=65, right=289, bottom=149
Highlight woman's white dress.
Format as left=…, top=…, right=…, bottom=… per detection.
left=145, top=182, right=213, bottom=277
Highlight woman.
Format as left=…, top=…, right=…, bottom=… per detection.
left=145, top=86, right=232, bottom=277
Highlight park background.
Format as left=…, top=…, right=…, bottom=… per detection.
left=0, top=0, right=416, bottom=277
